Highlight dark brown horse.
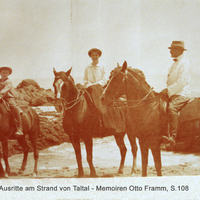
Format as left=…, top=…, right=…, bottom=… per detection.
left=0, top=103, right=40, bottom=178
left=102, top=61, right=200, bottom=176
left=53, top=68, right=137, bottom=177
left=101, top=61, right=167, bottom=177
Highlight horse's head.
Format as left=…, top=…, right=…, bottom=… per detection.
left=101, top=61, right=128, bottom=104
left=53, top=67, right=75, bottom=113
left=101, top=61, right=152, bottom=104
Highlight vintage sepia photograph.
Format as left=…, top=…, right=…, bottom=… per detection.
left=0, top=0, right=200, bottom=199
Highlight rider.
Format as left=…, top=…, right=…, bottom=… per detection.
left=83, top=48, right=108, bottom=88
left=0, top=66, right=24, bottom=137
left=161, top=41, right=191, bottom=149
left=83, top=48, right=109, bottom=112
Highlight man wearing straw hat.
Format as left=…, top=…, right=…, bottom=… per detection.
left=161, top=41, right=191, bottom=149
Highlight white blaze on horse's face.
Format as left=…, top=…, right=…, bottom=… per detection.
left=55, top=79, right=64, bottom=98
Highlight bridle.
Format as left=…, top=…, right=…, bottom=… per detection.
left=54, top=78, right=84, bottom=111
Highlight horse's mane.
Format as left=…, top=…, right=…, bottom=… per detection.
left=108, top=66, right=152, bottom=94
left=127, top=67, right=146, bottom=80
left=127, top=67, right=152, bottom=92
left=109, top=66, right=145, bottom=79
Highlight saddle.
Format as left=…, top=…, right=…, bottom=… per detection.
left=160, top=95, right=200, bottom=124
left=2, top=99, right=23, bottom=114
left=159, top=94, right=200, bottom=139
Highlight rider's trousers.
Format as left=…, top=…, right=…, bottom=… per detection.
left=168, top=95, right=190, bottom=139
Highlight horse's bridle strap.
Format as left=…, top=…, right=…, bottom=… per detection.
left=112, top=72, right=126, bottom=98
left=55, top=97, right=65, bottom=102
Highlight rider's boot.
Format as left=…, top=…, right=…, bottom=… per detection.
left=162, top=112, right=178, bottom=149
left=11, top=107, right=24, bottom=137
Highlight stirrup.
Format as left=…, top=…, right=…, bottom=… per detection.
left=15, top=129, right=24, bottom=137
left=162, top=136, right=176, bottom=146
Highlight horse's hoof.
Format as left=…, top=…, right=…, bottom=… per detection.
left=4, top=173, right=9, bottom=178
left=91, top=174, right=98, bottom=178
left=131, top=169, right=137, bottom=174
left=118, top=169, right=123, bottom=174
left=32, top=172, right=37, bottom=177
left=130, top=173, right=137, bottom=177
left=18, top=170, right=24, bottom=175
left=78, top=174, right=84, bottom=178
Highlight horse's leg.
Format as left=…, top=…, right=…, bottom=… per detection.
left=1, top=140, right=10, bottom=177
left=151, top=145, right=162, bottom=176
left=29, top=134, right=39, bottom=177
left=17, top=137, right=29, bottom=174
left=127, top=131, right=138, bottom=174
left=139, top=141, right=149, bottom=177
left=69, top=135, right=84, bottom=178
left=84, top=137, right=97, bottom=177
left=0, top=162, right=5, bottom=178
left=0, top=151, right=5, bottom=178
left=114, top=133, right=127, bottom=174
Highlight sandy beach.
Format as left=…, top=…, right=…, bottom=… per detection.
left=1, top=106, right=199, bottom=179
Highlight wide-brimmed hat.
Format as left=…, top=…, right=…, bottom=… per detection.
left=168, top=41, right=187, bottom=51
left=0, top=66, right=12, bottom=75
left=88, top=48, right=102, bottom=57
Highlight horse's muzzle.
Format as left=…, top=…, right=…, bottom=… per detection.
left=54, top=98, right=64, bottom=113
left=100, top=93, right=113, bottom=106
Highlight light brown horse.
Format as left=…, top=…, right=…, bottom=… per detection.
left=0, top=103, right=40, bottom=178
left=53, top=68, right=137, bottom=177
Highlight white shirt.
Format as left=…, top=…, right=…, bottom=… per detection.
left=83, top=62, right=108, bottom=87
left=167, top=54, right=191, bottom=98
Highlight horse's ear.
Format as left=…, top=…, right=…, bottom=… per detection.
left=117, top=63, right=120, bottom=67
left=121, top=61, right=127, bottom=73
left=65, top=67, right=72, bottom=76
left=53, top=67, right=57, bottom=75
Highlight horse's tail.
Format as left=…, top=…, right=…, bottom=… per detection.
left=36, top=110, right=41, bottom=137
left=38, top=119, right=42, bottom=137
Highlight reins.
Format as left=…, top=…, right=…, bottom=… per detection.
left=56, top=90, right=84, bottom=110
left=108, top=70, right=165, bottom=109
left=112, top=87, right=164, bottom=109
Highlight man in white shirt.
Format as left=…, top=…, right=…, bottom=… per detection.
left=83, top=48, right=108, bottom=88
left=162, top=41, right=191, bottom=149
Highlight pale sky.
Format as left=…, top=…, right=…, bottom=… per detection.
left=0, top=0, right=200, bottom=91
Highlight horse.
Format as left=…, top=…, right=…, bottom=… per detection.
left=53, top=67, right=137, bottom=177
left=0, top=103, right=40, bottom=178
left=102, top=61, right=200, bottom=176
left=101, top=61, right=170, bottom=177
